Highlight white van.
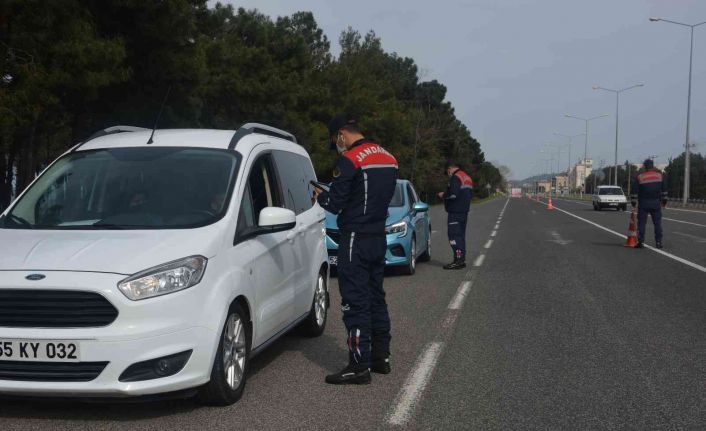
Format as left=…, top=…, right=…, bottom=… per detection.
left=0, top=124, right=330, bottom=405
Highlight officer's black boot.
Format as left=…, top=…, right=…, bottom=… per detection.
left=635, top=242, right=644, bottom=249
left=325, top=365, right=371, bottom=385
left=371, top=357, right=391, bottom=374
left=443, top=258, right=466, bottom=270
left=656, top=241, right=663, bottom=249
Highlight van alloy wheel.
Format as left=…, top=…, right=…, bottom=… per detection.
left=314, top=273, right=327, bottom=327
left=301, top=269, right=328, bottom=337
left=223, top=313, right=247, bottom=390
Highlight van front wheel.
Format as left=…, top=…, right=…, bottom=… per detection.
left=198, top=303, right=250, bottom=406
left=300, top=270, right=328, bottom=337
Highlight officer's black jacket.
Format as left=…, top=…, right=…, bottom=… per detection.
left=317, top=139, right=398, bottom=234
left=630, top=168, right=668, bottom=209
left=443, top=169, right=473, bottom=213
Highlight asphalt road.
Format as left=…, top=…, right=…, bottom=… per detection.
left=1, top=197, right=705, bottom=430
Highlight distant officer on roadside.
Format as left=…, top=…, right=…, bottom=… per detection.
left=314, top=114, right=398, bottom=385
left=630, top=158, right=668, bottom=249
left=437, top=160, right=473, bottom=269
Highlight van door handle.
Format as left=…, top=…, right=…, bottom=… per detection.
left=286, top=231, right=296, bottom=242
left=297, top=226, right=306, bottom=236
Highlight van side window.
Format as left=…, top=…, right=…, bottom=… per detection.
left=272, top=150, right=316, bottom=215
left=235, top=154, right=282, bottom=242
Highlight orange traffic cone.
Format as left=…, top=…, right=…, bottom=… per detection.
left=547, top=197, right=554, bottom=210
left=624, top=208, right=638, bottom=248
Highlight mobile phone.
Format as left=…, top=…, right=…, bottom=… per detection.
left=310, top=180, right=329, bottom=191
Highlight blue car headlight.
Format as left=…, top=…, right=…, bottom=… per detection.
left=385, top=220, right=408, bottom=237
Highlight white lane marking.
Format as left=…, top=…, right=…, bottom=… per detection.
left=674, top=231, right=706, bottom=243
left=548, top=230, right=573, bottom=245
left=547, top=203, right=706, bottom=275
left=431, top=230, right=438, bottom=234
left=473, top=254, right=485, bottom=267
left=494, top=224, right=500, bottom=229
left=448, top=281, right=472, bottom=310
left=491, top=230, right=497, bottom=237
left=663, top=217, right=706, bottom=228
left=665, top=207, right=706, bottom=214
left=387, top=342, right=444, bottom=426
left=484, top=239, right=493, bottom=249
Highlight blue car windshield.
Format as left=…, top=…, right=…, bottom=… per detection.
left=389, top=183, right=405, bottom=207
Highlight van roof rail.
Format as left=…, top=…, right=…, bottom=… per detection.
left=228, top=123, right=297, bottom=150
left=73, top=125, right=150, bottom=152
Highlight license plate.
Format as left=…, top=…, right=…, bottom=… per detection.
left=0, top=340, right=81, bottom=362
left=328, top=256, right=338, bottom=266
left=609, top=203, right=617, bottom=206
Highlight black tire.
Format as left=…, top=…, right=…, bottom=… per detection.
left=593, top=203, right=598, bottom=211
left=418, top=227, right=431, bottom=262
left=198, top=302, right=250, bottom=406
left=300, top=269, right=328, bottom=337
left=401, top=235, right=416, bottom=275
left=597, top=205, right=602, bottom=211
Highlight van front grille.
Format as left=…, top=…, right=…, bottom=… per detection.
left=0, top=289, right=118, bottom=328
left=0, top=360, right=108, bottom=382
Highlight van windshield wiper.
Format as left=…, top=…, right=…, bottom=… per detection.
left=4, top=214, right=33, bottom=228
left=91, top=222, right=154, bottom=230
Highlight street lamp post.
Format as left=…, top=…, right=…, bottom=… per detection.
left=593, top=84, right=644, bottom=186
left=650, top=17, right=706, bottom=204
left=565, top=114, right=609, bottom=194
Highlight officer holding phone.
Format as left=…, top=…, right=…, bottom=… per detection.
left=313, top=114, right=398, bottom=385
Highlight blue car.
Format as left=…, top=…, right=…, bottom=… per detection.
left=325, top=179, right=431, bottom=275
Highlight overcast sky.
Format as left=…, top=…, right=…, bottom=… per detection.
left=218, top=0, right=706, bottom=179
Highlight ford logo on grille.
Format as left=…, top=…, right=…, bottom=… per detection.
left=26, top=274, right=46, bottom=281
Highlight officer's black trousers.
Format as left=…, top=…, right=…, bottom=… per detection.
left=447, top=212, right=469, bottom=261
left=637, top=204, right=663, bottom=243
left=337, top=231, right=391, bottom=370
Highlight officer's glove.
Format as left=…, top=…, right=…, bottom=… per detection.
left=631, top=201, right=636, bottom=208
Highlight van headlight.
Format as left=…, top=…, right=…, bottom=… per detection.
left=385, top=221, right=407, bottom=237
left=118, top=256, right=208, bottom=301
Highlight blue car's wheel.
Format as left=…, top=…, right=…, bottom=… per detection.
left=418, top=226, right=431, bottom=262
left=401, top=235, right=416, bottom=275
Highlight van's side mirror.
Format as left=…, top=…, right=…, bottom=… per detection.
left=258, top=207, right=296, bottom=234
left=413, top=202, right=429, bottom=213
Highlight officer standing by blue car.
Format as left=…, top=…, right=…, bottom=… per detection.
left=630, top=158, right=668, bottom=249
left=438, top=161, right=473, bottom=269
left=314, top=114, right=398, bottom=385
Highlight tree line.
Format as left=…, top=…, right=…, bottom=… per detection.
left=0, top=0, right=504, bottom=211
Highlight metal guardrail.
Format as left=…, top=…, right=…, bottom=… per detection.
left=666, top=197, right=706, bottom=209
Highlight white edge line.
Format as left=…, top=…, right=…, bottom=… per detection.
left=448, top=281, right=472, bottom=310
left=386, top=342, right=445, bottom=426
left=490, top=230, right=497, bottom=237
left=663, top=217, right=706, bottom=228
left=484, top=239, right=493, bottom=249
left=551, top=204, right=706, bottom=274
left=473, top=254, right=485, bottom=267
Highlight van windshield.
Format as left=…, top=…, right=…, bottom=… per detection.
left=598, top=187, right=623, bottom=196
left=2, top=147, right=240, bottom=230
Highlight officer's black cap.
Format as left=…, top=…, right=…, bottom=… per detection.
left=643, top=158, right=654, bottom=168
left=328, top=114, right=358, bottom=150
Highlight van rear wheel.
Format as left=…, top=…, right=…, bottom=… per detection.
left=198, top=303, right=250, bottom=406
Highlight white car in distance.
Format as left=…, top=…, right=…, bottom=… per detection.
left=0, top=124, right=329, bottom=406
left=592, top=185, right=628, bottom=211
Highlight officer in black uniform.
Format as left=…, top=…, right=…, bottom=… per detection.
left=630, top=158, right=668, bottom=249
left=438, top=161, right=473, bottom=269
left=314, top=114, right=398, bottom=385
